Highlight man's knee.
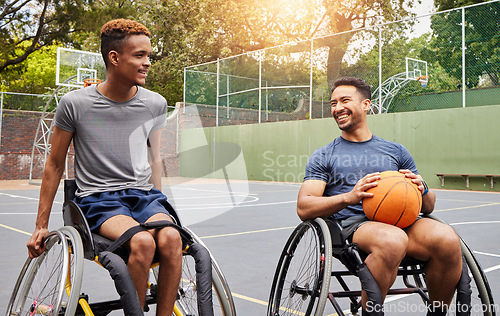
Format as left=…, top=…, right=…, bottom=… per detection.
left=356, top=224, right=408, bottom=266
left=129, top=231, right=157, bottom=263
left=376, top=230, right=408, bottom=264
left=157, top=227, right=183, bottom=258
left=431, top=225, right=461, bottom=261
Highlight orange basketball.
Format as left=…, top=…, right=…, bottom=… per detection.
left=362, top=171, right=422, bottom=228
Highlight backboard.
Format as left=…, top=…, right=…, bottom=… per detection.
left=406, top=57, right=428, bottom=84
left=56, top=47, right=106, bottom=88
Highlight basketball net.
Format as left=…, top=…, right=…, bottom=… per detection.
left=416, top=75, right=429, bottom=88
left=83, top=79, right=102, bottom=87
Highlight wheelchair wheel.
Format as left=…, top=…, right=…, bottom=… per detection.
left=424, top=215, right=495, bottom=316
left=152, top=227, right=236, bottom=316
left=6, top=227, right=84, bottom=316
left=450, top=237, right=495, bottom=316
left=268, top=218, right=333, bottom=316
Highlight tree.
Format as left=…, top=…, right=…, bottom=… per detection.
left=0, top=44, right=57, bottom=95
left=0, top=0, right=93, bottom=72
left=215, top=0, right=418, bottom=87
left=138, top=0, right=234, bottom=107
left=428, top=0, right=499, bottom=88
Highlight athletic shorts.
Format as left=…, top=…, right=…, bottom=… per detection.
left=339, top=214, right=422, bottom=243
left=75, top=188, right=172, bottom=232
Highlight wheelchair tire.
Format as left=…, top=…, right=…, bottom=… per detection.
left=58, top=226, right=85, bottom=315
left=267, top=218, right=333, bottom=316
left=426, top=215, right=495, bottom=316
left=6, top=227, right=84, bottom=316
left=152, top=227, right=236, bottom=316
left=456, top=237, right=495, bottom=316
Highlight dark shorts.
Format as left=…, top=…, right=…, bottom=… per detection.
left=339, top=215, right=422, bottom=243
left=75, top=188, right=172, bottom=232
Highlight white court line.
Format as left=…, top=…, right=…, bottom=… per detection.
left=435, top=202, right=500, bottom=212
left=484, top=264, right=500, bottom=273
left=169, top=186, right=255, bottom=196
left=0, top=212, right=62, bottom=215
left=176, top=200, right=296, bottom=211
left=0, top=192, right=62, bottom=204
left=450, top=221, right=500, bottom=226
left=474, top=251, right=500, bottom=259
left=438, top=198, right=500, bottom=203
left=172, top=195, right=259, bottom=204
left=167, top=193, right=255, bottom=200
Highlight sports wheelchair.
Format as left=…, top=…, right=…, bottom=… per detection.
left=7, top=180, right=237, bottom=316
left=268, top=215, right=495, bottom=316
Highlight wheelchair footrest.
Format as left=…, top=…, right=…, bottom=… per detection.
left=328, top=286, right=427, bottom=299
left=74, top=296, right=157, bottom=315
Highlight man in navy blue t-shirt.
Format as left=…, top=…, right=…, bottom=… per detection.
left=297, top=77, right=462, bottom=315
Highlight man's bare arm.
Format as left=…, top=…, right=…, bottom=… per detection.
left=27, top=127, right=73, bottom=258
left=148, top=129, right=163, bottom=191
left=297, top=173, right=380, bottom=221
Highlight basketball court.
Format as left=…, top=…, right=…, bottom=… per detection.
left=1, top=179, right=500, bottom=315
left=2, top=3, right=499, bottom=314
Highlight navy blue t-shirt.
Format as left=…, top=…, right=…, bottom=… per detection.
left=304, top=135, right=418, bottom=220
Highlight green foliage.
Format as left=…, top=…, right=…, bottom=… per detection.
left=427, top=2, right=500, bottom=88
left=0, top=0, right=92, bottom=72
left=0, top=0, right=430, bottom=111
left=0, top=45, right=58, bottom=94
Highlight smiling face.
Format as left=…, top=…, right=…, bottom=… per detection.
left=330, top=85, right=371, bottom=132
left=110, top=34, right=152, bottom=87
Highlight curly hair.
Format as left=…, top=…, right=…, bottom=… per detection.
left=100, top=19, right=151, bottom=67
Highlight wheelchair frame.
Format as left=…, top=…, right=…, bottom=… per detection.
left=6, top=180, right=237, bottom=316
left=268, top=215, right=495, bottom=316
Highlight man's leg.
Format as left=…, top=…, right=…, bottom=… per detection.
left=406, top=218, right=462, bottom=313
left=352, top=222, right=409, bottom=309
left=147, top=213, right=183, bottom=316
left=98, top=215, right=157, bottom=308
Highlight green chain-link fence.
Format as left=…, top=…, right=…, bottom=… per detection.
left=185, top=0, right=500, bottom=126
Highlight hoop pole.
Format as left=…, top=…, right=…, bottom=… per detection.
left=462, top=8, right=466, bottom=108
left=378, top=27, right=383, bottom=114
left=216, top=58, right=220, bottom=126
left=309, top=39, right=313, bottom=120
left=259, top=52, right=262, bottom=124
left=0, top=92, right=3, bottom=148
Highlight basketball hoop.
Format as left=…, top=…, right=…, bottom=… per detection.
left=417, top=75, right=429, bottom=88
left=83, top=79, right=102, bottom=87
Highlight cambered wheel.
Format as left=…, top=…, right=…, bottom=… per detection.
left=6, top=227, right=84, bottom=316
left=268, top=218, right=332, bottom=316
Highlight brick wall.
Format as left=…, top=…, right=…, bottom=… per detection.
left=0, top=102, right=310, bottom=180
left=1, top=110, right=45, bottom=180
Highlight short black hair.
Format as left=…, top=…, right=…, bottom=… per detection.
left=100, top=19, right=151, bottom=68
left=331, top=77, right=371, bottom=100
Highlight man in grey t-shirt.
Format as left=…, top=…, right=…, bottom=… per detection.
left=297, top=77, right=462, bottom=315
left=27, top=19, right=182, bottom=315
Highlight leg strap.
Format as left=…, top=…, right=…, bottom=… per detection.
left=104, top=220, right=193, bottom=254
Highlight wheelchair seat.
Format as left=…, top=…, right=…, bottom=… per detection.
left=62, top=179, right=186, bottom=262
left=60, top=179, right=212, bottom=316
left=324, top=217, right=427, bottom=274
left=63, top=200, right=130, bottom=261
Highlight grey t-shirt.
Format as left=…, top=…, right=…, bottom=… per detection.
left=54, top=85, right=168, bottom=197
left=304, top=135, right=418, bottom=220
